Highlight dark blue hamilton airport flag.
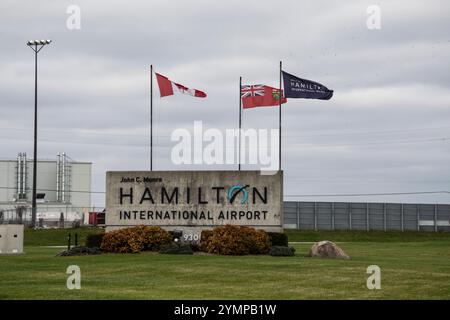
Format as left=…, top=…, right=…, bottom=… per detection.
left=282, top=70, right=333, bottom=100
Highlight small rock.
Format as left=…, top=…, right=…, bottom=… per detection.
left=309, top=240, right=350, bottom=259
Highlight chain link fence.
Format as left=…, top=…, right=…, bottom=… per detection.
left=0, top=206, right=104, bottom=228
left=284, top=201, right=450, bottom=232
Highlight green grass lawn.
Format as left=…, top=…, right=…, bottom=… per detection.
left=23, top=227, right=104, bottom=246
left=1, top=228, right=449, bottom=300
left=285, top=229, right=450, bottom=242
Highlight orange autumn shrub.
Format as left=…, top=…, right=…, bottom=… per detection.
left=202, top=225, right=270, bottom=255
left=101, top=226, right=171, bottom=253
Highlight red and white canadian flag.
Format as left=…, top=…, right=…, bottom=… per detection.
left=155, top=72, right=207, bottom=98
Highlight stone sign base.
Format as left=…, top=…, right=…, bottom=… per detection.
left=105, top=170, right=284, bottom=236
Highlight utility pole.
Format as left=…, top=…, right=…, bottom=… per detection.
left=27, top=39, right=52, bottom=227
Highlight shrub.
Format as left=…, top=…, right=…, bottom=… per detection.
left=168, top=230, right=183, bottom=241
left=85, top=233, right=105, bottom=248
left=190, top=243, right=200, bottom=252
left=159, top=243, right=193, bottom=255
left=57, top=246, right=101, bottom=256
left=269, top=246, right=296, bottom=257
left=100, top=226, right=171, bottom=253
left=199, top=230, right=213, bottom=252
left=202, top=225, right=270, bottom=255
left=267, top=232, right=289, bottom=247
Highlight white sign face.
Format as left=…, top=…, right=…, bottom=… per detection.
left=106, top=171, right=283, bottom=232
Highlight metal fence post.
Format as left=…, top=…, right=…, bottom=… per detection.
left=401, top=203, right=404, bottom=232
left=384, top=203, right=387, bottom=232
left=296, top=201, right=300, bottom=230
left=314, top=202, right=317, bottom=231
left=349, top=202, right=352, bottom=230
left=331, top=202, right=335, bottom=230
left=417, top=204, right=420, bottom=232
left=366, top=202, right=369, bottom=231
left=434, top=204, right=438, bottom=232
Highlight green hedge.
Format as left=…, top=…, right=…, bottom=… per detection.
left=267, top=232, right=289, bottom=246
left=85, top=233, right=105, bottom=248
left=269, top=246, right=295, bottom=256
left=159, top=244, right=193, bottom=255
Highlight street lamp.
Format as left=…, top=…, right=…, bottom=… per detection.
left=27, top=39, right=52, bottom=228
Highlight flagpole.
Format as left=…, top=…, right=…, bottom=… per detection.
left=279, top=61, right=282, bottom=172
left=150, top=64, right=153, bottom=171
left=239, top=76, right=242, bottom=171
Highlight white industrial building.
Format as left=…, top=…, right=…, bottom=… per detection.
left=0, top=152, right=92, bottom=227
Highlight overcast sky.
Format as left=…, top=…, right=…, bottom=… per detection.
left=1, top=0, right=449, bottom=207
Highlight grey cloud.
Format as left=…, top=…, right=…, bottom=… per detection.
left=1, top=0, right=449, bottom=206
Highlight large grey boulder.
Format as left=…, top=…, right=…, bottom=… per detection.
left=309, top=240, right=350, bottom=259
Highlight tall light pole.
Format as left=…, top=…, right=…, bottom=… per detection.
left=27, top=39, right=52, bottom=228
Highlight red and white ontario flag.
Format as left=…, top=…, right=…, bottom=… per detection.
left=155, top=72, right=207, bottom=98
